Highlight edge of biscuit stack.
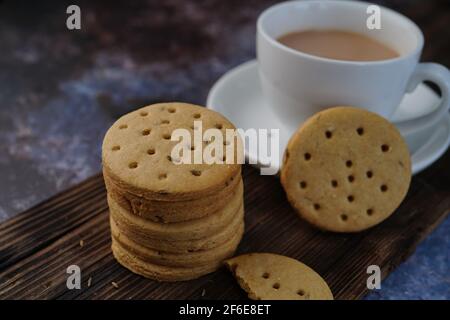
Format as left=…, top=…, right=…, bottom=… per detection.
left=102, top=102, right=244, bottom=281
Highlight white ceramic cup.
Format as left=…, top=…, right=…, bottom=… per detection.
left=257, top=0, right=450, bottom=133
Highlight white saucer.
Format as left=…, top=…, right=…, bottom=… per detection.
left=207, top=60, right=450, bottom=175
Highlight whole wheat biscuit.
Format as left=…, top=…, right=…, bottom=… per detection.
left=110, top=201, right=244, bottom=253
left=111, top=221, right=244, bottom=268
left=280, top=106, right=411, bottom=232
left=108, top=180, right=243, bottom=242
left=112, top=241, right=221, bottom=281
left=102, top=102, right=242, bottom=201
left=225, top=253, right=333, bottom=300
left=104, top=169, right=241, bottom=223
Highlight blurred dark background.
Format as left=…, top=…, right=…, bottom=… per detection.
left=0, top=0, right=449, bottom=299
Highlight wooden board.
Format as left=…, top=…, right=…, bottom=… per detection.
left=0, top=150, right=449, bottom=300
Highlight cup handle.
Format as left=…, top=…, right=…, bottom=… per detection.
left=396, top=63, right=450, bottom=133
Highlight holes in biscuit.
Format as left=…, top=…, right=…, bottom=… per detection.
left=163, top=133, right=171, bottom=140
left=191, top=170, right=202, bottom=177
left=304, top=153, right=311, bottom=161
left=331, top=180, right=338, bottom=188
left=224, top=176, right=234, bottom=188
left=168, top=107, right=176, bottom=113
left=119, top=124, right=128, bottom=129
left=142, top=129, right=151, bottom=136
left=262, top=272, right=270, bottom=279
left=340, top=214, right=348, bottom=221
left=167, top=155, right=172, bottom=162
left=348, top=175, right=355, bottom=183
left=147, top=148, right=155, bottom=155
left=128, top=162, right=138, bottom=169
left=346, top=160, right=353, bottom=168
left=347, top=195, right=354, bottom=203
left=272, top=283, right=280, bottom=290
left=325, top=130, right=332, bottom=139
left=313, top=203, right=321, bottom=210
left=357, top=127, right=364, bottom=136
left=380, top=184, right=388, bottom=192
left=161, top=119, right=170, bottom=124
left=299, top=181, right=307, bottom=189
left=215, top=123, right=223, bottom=129
left=381, top=144, right=390, bottom=152
left=140, top=111, right=148, bottom=117
left=366, top=170, right=373, bottom=178
left=367, top=208, right=374, bottom=216
left=193, top=113, right=201, bottom=119
left=112, top=145, right=120, bottom=151
left=158, top=173, right=167, bottom=180
left=297, top=289, right=305, bottom=296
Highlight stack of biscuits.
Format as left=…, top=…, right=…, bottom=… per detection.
left=102, top=102, right=244, bottom=281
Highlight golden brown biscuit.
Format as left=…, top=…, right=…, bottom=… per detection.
left=104, top=169, right=241, bottom=223
left=111, top=219, right=244, bottom=268
left=110, top=200, right=244, bottom=253
left=225, top=253, right=333, bottom=300
left=102, top=102, right=243, bottom=201
left=112, top=241, right=221, bottom=282
left=108, top=180, right=243, bottom=242
left=280, top=106, right=411, bottom=232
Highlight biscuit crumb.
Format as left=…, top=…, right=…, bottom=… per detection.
left=201, top=289, right=206, bottom=297
left=87, top=277, right=92, bottom=287
left=111, top=281, right=119, bottom=289
left=79, top=240, right=84, bottom=247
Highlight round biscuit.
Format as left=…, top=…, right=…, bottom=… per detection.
left=109, top=199, right=244, bottom=253
left=280, top=106, right=411, bottom=232
left=111, top=220, right=244, bottom=268
left=107, top=180, right=244, bottom=241
left=102, top=102, right=242, bottom=201
left=112, top=241, right=222, bottom=282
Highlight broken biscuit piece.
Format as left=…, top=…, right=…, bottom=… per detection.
left=225, top=253, right=333, bottom=300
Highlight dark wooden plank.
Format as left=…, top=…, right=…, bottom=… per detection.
left=0, top=175, right=108, bottom=270
left=0, top=149, right=448, bottom=300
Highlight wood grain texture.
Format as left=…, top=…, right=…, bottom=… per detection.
left=0, top=149, right=449, bottom=300
left=0, top=0, right=448, bottom=300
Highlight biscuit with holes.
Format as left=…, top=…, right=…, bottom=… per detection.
left=108, top=180, right=243, bottom=242
left=102, top=102, right=242, bottom=202
left=280, top=106, right=411, bottom=232
left=104, top=168, right=241, bottom=223
left=112, top=241, right=222, bottom=281
left=225, top=253, right=333, bottom=300
left=111, top=217, right=244, bottom=268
